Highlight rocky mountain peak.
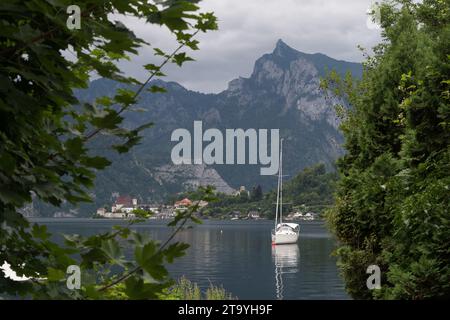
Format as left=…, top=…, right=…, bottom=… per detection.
left=272, top=39, right=299, bottom=59
left=250, top=40, right=314, bottom=83
left=224, top=40, right=358, bottom=128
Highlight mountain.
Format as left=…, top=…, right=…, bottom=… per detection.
left=30, top=40, right=362, bottom=217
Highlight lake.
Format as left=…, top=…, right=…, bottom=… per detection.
left=30, top=218, right=349, bottom=300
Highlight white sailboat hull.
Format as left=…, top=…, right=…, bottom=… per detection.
left=272, top=224, right=300, bottom=245
left=272, top=232, right=299, bottom=245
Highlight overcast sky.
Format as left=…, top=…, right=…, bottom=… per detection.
left=117, top=0, right=382, bottom=93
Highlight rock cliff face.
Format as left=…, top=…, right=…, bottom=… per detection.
left=152, top=164, right=236, bottom=195
left=35, top=40, right=362, bottom=216
left=224, top=39, right=358, bottom=128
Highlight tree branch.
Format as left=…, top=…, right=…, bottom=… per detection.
left=97, top=208, right=195, bottom=292
left=83, top=29, right=200, bottom=142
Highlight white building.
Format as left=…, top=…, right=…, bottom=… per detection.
left=96, top=195, right=138, bottom=219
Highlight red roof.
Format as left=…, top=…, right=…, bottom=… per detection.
left=175, top=198, right=192, bottom=206
left=115, top=195, right=133, bottom=206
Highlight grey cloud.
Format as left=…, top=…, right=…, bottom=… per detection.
left=116, top=0, right=382, bottom=93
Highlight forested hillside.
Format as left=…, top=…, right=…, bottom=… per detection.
left=202, top=163, right=337, bottom=218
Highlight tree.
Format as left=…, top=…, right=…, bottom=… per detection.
left=251, top=185, right=263, bottom=201
left=323, top=0, right=449, bottom=299
left=0, top=0, right=217, bottom=299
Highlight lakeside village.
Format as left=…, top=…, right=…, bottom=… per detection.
left=94, top=186, right=318, bottom=221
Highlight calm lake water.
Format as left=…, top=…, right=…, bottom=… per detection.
left=30, top=218, right=349, bottom=300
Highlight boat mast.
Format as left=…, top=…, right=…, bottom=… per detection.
left=274, top=139, right=281, bottom=229
left=279, top=138, right=283, bottom=225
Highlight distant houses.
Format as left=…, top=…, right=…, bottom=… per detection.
left=95, top=195, right=208, bottom=219
left=247, top=210, right=261, bottom=219
left=157, top=206, right=176, bottom=219
left=96, top=207, right=106, bottom=216
left=233, top=186, right=250, bottom=197
left=174, top=198, right=192, bottom=212
left=230, top=211, right=240, bottom=220
left=112, top=196, right=137, bottom=214
left=227, top=209, right=262, bottom=220
left=95, top=194, right=316, bottom=221
left=96, top=195, right=146, bottom=219
left=285, top=210, right=317, bottom=221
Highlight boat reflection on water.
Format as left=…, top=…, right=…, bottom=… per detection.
left=272, top=244, right=300, bottom=300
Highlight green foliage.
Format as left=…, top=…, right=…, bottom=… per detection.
left=282, top=163, right=337, bottom=212
left=162, top=276, right=235, bottom=300
left=165, top=277, right=201, bottom=300
left=324, top=0, right=450, bottom=299
left=205, top=283, right=235, bottom=300
left=0, top=0, right=217, bottom=299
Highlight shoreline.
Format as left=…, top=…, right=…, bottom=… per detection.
left=27, top=217, right=325, bottom=224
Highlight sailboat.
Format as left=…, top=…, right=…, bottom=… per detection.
left=271, top=139, right=300, bottom=245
